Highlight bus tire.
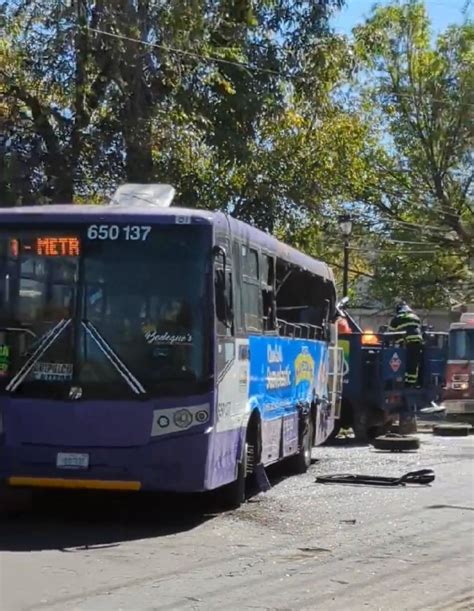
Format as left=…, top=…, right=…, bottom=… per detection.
left=433, top=423, right=472, bottom=437
left=372, top=434, right=420, bottom=452
left=289, top=415, right=314, bottom=474
left=218, top=441, right=248, bottom=510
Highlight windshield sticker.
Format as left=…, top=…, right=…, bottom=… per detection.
left=0, top=345, right=10, bottom=377
left=143, top=326, right=193, bottom=346
left=32, top=362, right=73, bottom=382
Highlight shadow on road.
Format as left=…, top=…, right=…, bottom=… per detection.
left=0, top=489, right=215, bottom=552
left=427, top=503, right=474, bottom=511
left=0, top=440, right=373, bottom=553
left=324, top=437, right=369, bottom=448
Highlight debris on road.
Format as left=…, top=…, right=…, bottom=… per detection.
left=254, top=463, right=271, bottom=492
left=371, top=433, right=420, bottom=451
left=420, top=402, right=446, bottom=414
left=433, top=423, right=472, bottom=436
left=315, top=469, right=435, bottom=487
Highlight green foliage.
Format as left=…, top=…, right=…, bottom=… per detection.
left=1, top=0, right=472, bottom=309
left=0, top=0, right=346, bottom=215
left=351, top=0, right=473, bottom=307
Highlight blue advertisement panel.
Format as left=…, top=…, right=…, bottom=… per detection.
left=248, top=337, right=329, bottom=420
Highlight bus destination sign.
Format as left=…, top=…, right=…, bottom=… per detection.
left=10, top=237, right=80, bottom=257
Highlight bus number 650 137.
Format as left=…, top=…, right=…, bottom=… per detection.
left=86, top=224, right=151, bottom=241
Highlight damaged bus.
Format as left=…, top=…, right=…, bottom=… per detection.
left=0, top=184, right=342, bottom=507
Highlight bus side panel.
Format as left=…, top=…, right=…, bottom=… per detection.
left=207, top=338, right=250, bottom=490
left=248, top=336, right=330, bottom=465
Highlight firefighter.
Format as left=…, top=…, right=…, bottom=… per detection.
left=389, top=302, right=424, bottom=387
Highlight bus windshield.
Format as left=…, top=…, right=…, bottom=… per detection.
left=449, top=329, right=474, bottom=361
left=0, top=224, right=212, bottom=399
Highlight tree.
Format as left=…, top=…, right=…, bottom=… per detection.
left=0, top=0, right=346, bottom=208
left=351, top=0, right=474, bottom=306
left=0, top=0, right=124, bottom=202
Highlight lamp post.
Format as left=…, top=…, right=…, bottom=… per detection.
left=338, top=214, right=353, bottom=297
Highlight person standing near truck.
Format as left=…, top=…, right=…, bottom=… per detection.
left=389, top=302, right=424, bottom=387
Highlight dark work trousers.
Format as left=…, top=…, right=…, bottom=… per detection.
left=405, top=342, right=423, bottom=387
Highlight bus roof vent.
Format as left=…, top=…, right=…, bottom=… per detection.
left=110, top=183, right=176, bottom=208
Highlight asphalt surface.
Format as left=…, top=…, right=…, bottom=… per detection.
left=0, top=433, right=473, bottom=611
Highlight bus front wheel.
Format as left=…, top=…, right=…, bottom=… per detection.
left=289, top=415, right=314, bottom=474
left=217, top=441, right=248, bottom=510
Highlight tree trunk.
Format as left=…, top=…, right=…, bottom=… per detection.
left=44, top=156, right=74, bottom=203
left=123, top=117, right=154, bottom=183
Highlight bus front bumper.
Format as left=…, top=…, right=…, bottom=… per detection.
left=0, top=433, right=214, bottom=494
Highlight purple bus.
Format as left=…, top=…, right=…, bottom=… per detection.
left=0, top=186, right=342, bottom=507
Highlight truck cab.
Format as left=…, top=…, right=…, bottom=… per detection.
left=442, top=313, right=474, bottom=423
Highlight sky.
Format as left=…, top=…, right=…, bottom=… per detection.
left=332, top=0, right=472, bottom=35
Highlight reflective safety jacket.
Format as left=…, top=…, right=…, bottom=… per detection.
left=389, top=311, right=423, bottom=344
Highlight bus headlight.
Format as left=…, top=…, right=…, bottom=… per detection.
left=151, top=404, right=210, bottom=437
left=174, top=409, right=193, bottom=429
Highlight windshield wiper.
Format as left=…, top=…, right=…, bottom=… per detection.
left=82, top=321, right=146, bottom=395
left=6, top=319, right=71, bottom=392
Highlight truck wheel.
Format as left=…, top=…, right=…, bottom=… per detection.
left=351, top=402, right=370, bottom=443
left=325, top=419, right=341, bottom=443
left=433, top=423, right=472, bottom=437
left=372, top=433, right=420, bottom=452
left=288, top=416, right=314, bottom=474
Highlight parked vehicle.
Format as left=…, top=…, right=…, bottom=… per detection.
left=335, top=299, right=447, bottom=441
left=0, top=184, right=342, bottom=507
left=442, top=312, right=474, bottom=424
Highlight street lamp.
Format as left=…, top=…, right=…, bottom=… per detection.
left=338, top=214, right=352, bottom=297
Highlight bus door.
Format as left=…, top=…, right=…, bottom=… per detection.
left=213, top=237, right=248, bottom=433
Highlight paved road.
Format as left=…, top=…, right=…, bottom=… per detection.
left=1, top=434, right=473, bottom=611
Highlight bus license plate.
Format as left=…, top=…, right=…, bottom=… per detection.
left=56, top=452, right=89, bottom=470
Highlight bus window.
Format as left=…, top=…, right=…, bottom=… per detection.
left=0, top=225, right=212, bottom=399
left=242, top=246, right=262, bottom=332
left=231, top=240, right=243, bottom=333
left=215, top=267, right=233, bottom=337
left=242, top=246, right=259, bottom=278
left=276, top=259, right=333, bottom=340
left=262, top=254, right=276, bottom=332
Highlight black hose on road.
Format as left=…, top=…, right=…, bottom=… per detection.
left=315, top=469, right=435, bottom=486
